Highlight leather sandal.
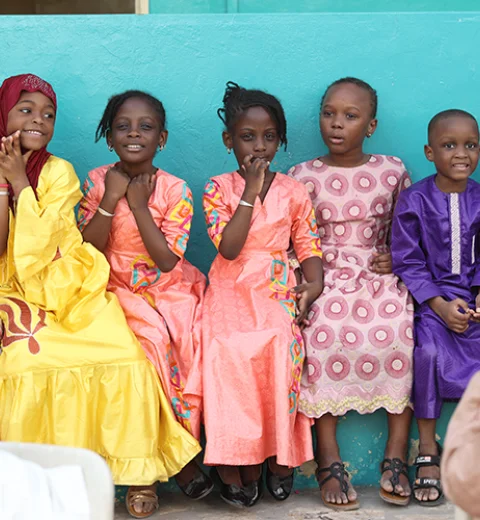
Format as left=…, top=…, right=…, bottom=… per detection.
left=316, top=461, right=360, bottom=511
left=379, top=458, right=411, bottom=506
left=126, top=486, right=159, bottom=519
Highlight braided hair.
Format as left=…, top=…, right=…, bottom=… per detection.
left=321, top=77, right=378, bottom=119
left=95, top=90, right=166, bottom=142
left=217, top=81, right=287, bottom=149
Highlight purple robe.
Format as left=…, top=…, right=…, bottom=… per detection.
left=391, top=175, right=480, bottom=419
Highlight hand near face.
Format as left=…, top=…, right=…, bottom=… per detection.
left=127, top=173, right=156, bottom=211
left=0, top=131, right=33, bottom=184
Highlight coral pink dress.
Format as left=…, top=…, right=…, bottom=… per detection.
left=288, top=155, right=414, bottom=418
left=187, top=171, right=322, bottom=467
left=78, top=166, right=206, bottom=434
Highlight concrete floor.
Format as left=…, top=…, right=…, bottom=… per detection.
left=114, top=487, right=456, bottom=519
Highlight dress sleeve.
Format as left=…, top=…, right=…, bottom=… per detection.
left=77, top=173, right=100, bottom=231
left=13, top=160, right=82, bottom=282
left=161, top=181, right=194, bottom=258
left=291, top=184, right=322, bottom=264
left=442, top=371, right=480, bottom=517
left=203, top=179, right=231, bottom=249
left=387, top=166, right=412, bottom=247
left=391, top=192, right=443, bottom=304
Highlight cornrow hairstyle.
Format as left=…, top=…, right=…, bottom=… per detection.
left=95, top=90, right=166, bottom=142
left=428, top=109, right=478, bottom=143
left=320, top=77, right=378, bottom=119
left=217, top=81, right=288, bottom=149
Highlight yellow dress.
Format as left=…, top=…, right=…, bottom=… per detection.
left=0, top=156, right=200, bottom=485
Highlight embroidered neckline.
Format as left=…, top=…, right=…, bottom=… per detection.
left=450, top=193, right=461, bottom=275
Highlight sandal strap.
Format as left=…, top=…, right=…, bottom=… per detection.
left=316, top=461, right=350, bottom=495
left=414, top=477, right=443, bottom=493
left=414, top=455, right=441, bottom=468
left=127, top=490, right=159, bottom=507
left=380, top=458, right=409, bottom=488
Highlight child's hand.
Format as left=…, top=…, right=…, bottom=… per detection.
left=127, top=173, right=156, bottom=211
left=467, top=293, right=480, bottom=323
left=429, top=297, right=470, bottom=333
left=369, top=252, right=393, bottom=275
left=241, top=155, right=269, bottom=197
left=0, top=132, right=32, bottom=184
left=104, top=166, right=131, bottom=203
left=293, top=281, right=324, bottom=329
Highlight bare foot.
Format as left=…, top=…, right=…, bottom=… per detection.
left=127, top=483, right=158, bottom=516
left=415, top=443, right=441, bottom=503
left=316, top=459, right=357, bottom=505
left=380, top=445, right=411, bottom=497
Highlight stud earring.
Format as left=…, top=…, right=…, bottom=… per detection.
left=108, top=144, right=114, bottom=152
left=159, top=145, right=165, bottom=152
left=366, top=133, right=372, bottom=138
left=227, top=148, right=232, bottom=154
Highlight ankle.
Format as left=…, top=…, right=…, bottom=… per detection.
left=419, top=440, right=438, bottom=455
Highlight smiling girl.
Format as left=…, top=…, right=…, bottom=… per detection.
left=79, top=90, right=211, bottom=515
left=186, top=82, right=323, bottom=508
left=0, top=74, right=201, bottom=519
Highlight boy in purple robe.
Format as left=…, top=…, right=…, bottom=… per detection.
left=392, top=109, right=480, bottom=507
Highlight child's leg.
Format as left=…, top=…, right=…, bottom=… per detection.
left=218, top=466, right=243, bottom=486
left=240, top=464, right=263, bottom=485
left=416, top=418, right=441, bottom=502
left=315, top=413, right=357, bottom=505
left=267, top=456, right=294, bottom=477
left=381, top=409, right=412, bottom=496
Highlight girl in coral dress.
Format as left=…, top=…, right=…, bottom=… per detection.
left=187, top=82, right=323, bottom=509
left=79, top=90, right=212, bottom=503
left=289, top=77, right=414, bottom=510
left=0, top=74, right=200, bottom=519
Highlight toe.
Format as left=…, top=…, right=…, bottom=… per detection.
left=394, top=484, right=405, bottom=496
left=429, top=488, right=439, bottom=502
left=381, top=478, right=394, bottom=493
left=341, top=493, right=348, bottom=504
left=348, top=487, right=357, bottom=502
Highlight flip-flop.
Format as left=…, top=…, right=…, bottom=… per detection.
left=125, top=486, right=159, bottom=519
left=379, top=458, right=411, bottom=506
left=316, top=461, right=360, bottom=511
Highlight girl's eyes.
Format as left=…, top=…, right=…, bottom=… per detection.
left=346, top=113, right=358, bottom=120
left=322, top=110, right=333, bottom=117
left=20, top=108, right=30, bottom=114
left=116, top=124, right=129, bottom=130
left=140, top=124, right=153, bottom=130
left=241, top=134, right=253, bottom=140
left=266, top=133, right=276, bottom=140
left=20, top=108, right=55, bottom=120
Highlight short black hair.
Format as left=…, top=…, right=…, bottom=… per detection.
left=321, top=77, right=378, bottom=119
left=217, top=81, right=287, bottom=149
left=95, top=90, right=166, bottom=142
left=428, top=109, right=478, bottom=143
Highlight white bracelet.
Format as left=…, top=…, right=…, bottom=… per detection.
left=0, top=192, right=8, bottom=196
left=97, top=206, right=115, bottom=217
left=239, top=199, right=254, bottom=208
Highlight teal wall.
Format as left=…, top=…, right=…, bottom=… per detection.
left=150, top=0, right=480, bottom=13
left=0, top=12, right=475, bottom=487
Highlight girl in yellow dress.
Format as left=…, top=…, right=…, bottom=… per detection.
left=0, top=74, right=200, bottom=518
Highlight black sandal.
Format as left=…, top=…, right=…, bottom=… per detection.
left=315, top=461, right=360, bottom=511
left=379, top=458, right=411, bottom=506
left=412, top=443, right=444, bottom=507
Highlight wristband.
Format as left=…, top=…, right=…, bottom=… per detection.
left=239, top=199, right=254, bottom=208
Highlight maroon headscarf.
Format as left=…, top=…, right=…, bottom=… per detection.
left=0, top=74, right=57, bottom=197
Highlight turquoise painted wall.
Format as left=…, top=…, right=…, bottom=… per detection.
left=150, top=0, right=480, bottom=13
left=0, top=12, right=475, bottom=487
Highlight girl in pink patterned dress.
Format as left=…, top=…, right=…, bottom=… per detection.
left=289, top=78, right=414, bottom=511
left=79, top=90, right=213, bottom=515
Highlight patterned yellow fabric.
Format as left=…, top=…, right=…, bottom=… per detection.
left=0, top=156, right=200, bottom=485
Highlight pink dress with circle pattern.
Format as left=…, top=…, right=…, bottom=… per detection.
left=289, top=155, right=414, bottom=418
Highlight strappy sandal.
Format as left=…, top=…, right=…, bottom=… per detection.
left=126, top=487, right=159, bottom=519
left=315, top=461, right=360, bottom=511
left=379, top=458, right=411, bottom=506
left=412, top=443, right=445, bottom=507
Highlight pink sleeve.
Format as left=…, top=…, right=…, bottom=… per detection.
left=442, top=371, right=480, bottom=517
left=161, top=181, right=194, bottom=258
left=291, top=184, right=322, bottom=264
left=203, top=179, right=231, bottom=249
left=77, top=173, right=100, bottom=231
